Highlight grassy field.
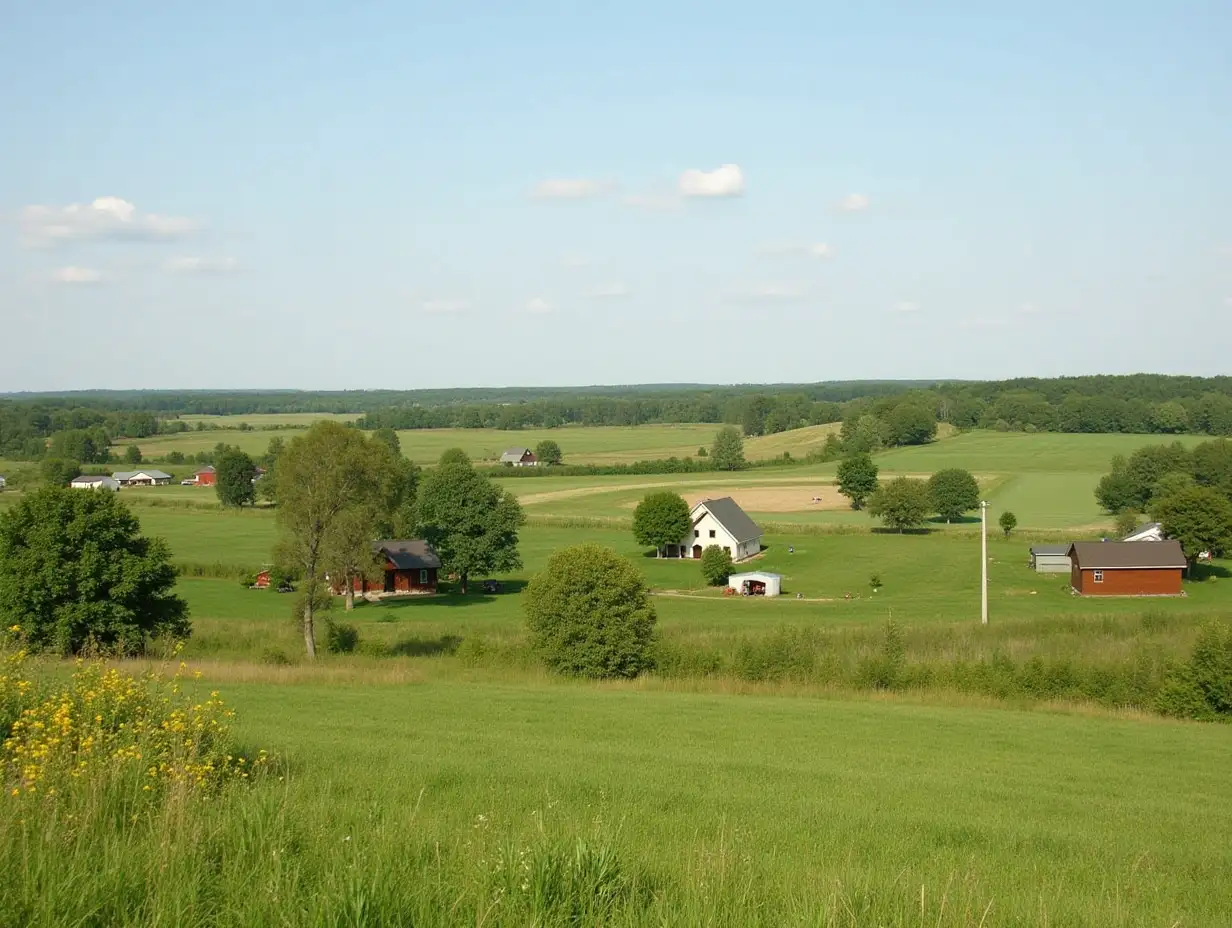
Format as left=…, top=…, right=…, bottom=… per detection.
left=177, top=412, right=360, bottom=426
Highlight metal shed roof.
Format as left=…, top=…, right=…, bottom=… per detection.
left=1029, top=544, right=1072, bottom=556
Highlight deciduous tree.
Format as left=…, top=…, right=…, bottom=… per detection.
left=632, top=491, right=692, bottom=556
left=415, top=463, right=523, bottom=594
left=999, top=510, right=1018, bottom=538
left=124, top=444, right=143, bottom=465
left=700, top=545, right=733, bottom=586
left=928, top=468, right=980, bottom=522
left=868, top=477, right=931, bottom=532
left=215, top=448, right=258, bottom=508
left=0, top=487, right=188, bottom=654
left=40, top=458, right=80, bottom=487
left=438, top=447, right=471, bottom=466
left=534, top=439, right=563, bottom=466
left=524, top=544, right=656, bottom=678
left=1150, top=486, right=1232, bottom=564
left=837, top=453, right=879, bottom=510
left=710, top=426, right=746, bottom=471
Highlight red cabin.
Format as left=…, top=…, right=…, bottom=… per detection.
left=193, top=466, right=217, bottom=486
left=331, top=540, right=441, bottom=596
left=1068, top=541, right=1187, bottom=596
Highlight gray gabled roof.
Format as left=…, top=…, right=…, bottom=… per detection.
left=1121, top=521, right=1163, bottom=541
left=1068, top=540, right=1187, bottom=570
left=113, top=470, right=172, bottom=481
left=499, top=448, right=532, bottom=462
left=1030, top=544, right=1072, bottom=556
left=694, top=497, right=762, bottom=543
left=372, top=540, right=442, bottom=570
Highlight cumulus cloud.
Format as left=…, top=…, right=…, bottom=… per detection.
left=166, top=256, right=238, bottom=274
left=838, top=193, right=870, bottom=212
left=524, top=297, right=553, bottom=314
left=895, top=301, right=920, bottom=313
left=592, top=284, right=629, bottom=299
left=759, top=242, right=831, bottom=259
left=679, top=164, right=745, bottom=198
left=421, top=299, right=469, bottom=314
left=53, top=266, right=103, bottom=284
left=532, top=178, right=609, bottom=200
left=21, top=196, right=198, bottom=245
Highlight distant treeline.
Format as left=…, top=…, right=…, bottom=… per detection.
left=4, top=374, right=1232, bottom=461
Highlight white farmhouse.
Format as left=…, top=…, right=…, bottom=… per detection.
left=112, top=469, right=173, bottom=487
left=666, top=496, right=763, bottom=562
left=0, top=475, right=6, bottom=490
left=1121, top=521, right=1165, bottom=542
left=70, top=475, right=120, bottom=491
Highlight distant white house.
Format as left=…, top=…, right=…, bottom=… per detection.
left=70, top=475, right=120, bottom=491
left=0, top=475, right=7, bottom=490
left=1121, top=521, right=1165, bottom=543
left=499, top=448, right=538, bottom=467
left=112, top=469, right=173, bottom=487
left=664, top=496, right=763, bottom=562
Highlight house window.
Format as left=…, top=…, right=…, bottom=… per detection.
left=1093, top=570, right=1104, bottom=583
left=419, top=569, right=429, bottom=584
left=709, top=529, right=716, bottom=538
left=694, top=530, right=699, bottom=538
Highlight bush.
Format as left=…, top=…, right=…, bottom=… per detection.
left=1157, top=623, right=1232, bottom=719
left=856, top=620, right=906, bottom=689
left=260, top=647, right=293, bottom=666
left=524, top=544, right=657, bottom=678
left=325, top=621, right=360, bottom=654
left=699, top=545, right=733, bottom=586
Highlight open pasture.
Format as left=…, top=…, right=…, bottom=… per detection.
left=176, top=412, right=360, bottom=426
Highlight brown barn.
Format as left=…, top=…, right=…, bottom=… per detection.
left=1068, top=540, right=1187, bottom=596
left=335, top=540, right=441, bottom=595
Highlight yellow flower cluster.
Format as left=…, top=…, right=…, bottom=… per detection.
left=1, top=648, right=267, bottom=800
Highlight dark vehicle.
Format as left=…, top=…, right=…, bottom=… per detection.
left=276, top=581, right=295, bottom=593
left=482, top=579, right=503, bottom=594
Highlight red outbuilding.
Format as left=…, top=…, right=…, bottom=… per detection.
left=1068, top=540, right=1187, bottom=596
left=331, top=540, right=441, bottom=596
left=193, top=466, right=217, bottom=486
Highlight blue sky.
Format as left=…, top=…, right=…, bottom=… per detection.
left=1, top=2, right=1229, bottom=391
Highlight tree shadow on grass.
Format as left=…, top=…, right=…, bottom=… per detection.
left=1189, top=562, right=1232, bottom=581
left=387, top=634, right=463, bottom=657
left=869, top=527, right=935, bottom=536
left=926, top=514, right=981, bottom=526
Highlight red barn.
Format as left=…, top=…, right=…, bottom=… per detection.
left=332, top=540, right=441, bottom=595
left=193, top=466, right=217, bottom=486
left=1068, top=540, right=1187, bottom=596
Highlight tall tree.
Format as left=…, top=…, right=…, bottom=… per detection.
left=415, top=463, right=523, bottom=594
left=710, top=426, right=746, bottom=471
left=999, top=510, right=1018, bottom=538
left=837, top=453, right=879, bottom=510
left=886, top=404, right=938, bottom=446
left=534, top=439, right=563, bottom=466
left=372, top=427, right=401, bottom=458
left=632, top=491, right=692, bottom=556
left=868, top=477, right=932, bottom=532
left=40, top=458, right=81, bottom=487
left=0, top=487, right=188, bottom=654
left=1150, top=486, right=1232, bottom=564
left=274, top=422, right=396, bottom=657
left=928, top=468, right=980, bottom=522
left=438, top=447, right=471, bottom=466
left=321, top=508, right=383, bottom=612
left=124, top=444, right=143, bottom=465
left=215, top=448, right=258, bottom=508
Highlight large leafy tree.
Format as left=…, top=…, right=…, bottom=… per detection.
left=632, top=491, right=692, bottom=556
left=215, top=448, right=258, bottom=508
left=124, top=444, right=143, bottom=465
left=836, top=453, right=879, bottom=510
left=274, top=422, right=398, bottom=657
left=40, top=458, right=81, bottom=487
left=415, top=462, right=523, bottom=594
left=700, top=545, right=733, bottom=586
left=868, top=477, right=932, bottom=532
left=372, top=427, right=401, bottom=459
left=524, top=543, right=656, bottom=679
left=928, top=468, right=980, bottom=522
left=0, top=487, right=188, bottom=654
left=534, top=439, right=563, bottom=466
left=710, top=426, right=746, bottom=471
left=886, top=404, right=937, bottom=446
left=1150, top=486, right=1232, bottom=564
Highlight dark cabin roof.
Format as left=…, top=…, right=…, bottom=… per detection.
left=372, top=540, right=442, bottom=570
left=1029, top=544, right=1071, bottom=556
left=194, top=465, right=216, bottom=474
left=696, top=497, right=762, bottom=543
left=1068, top=540, right=1187, bottom=570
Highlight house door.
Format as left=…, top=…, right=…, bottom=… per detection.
left=692, top=545, right=702, bottom=558
left=384, top=571, right=395, bottom=593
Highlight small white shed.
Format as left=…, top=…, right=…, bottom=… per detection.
left=727, top=571, right=782, bottom=597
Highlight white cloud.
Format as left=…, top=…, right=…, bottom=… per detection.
left=421, top=299, right=469, bottom=314
left=838, top=193, right=870, bottom=212
left=524, top=297, right=553, bottom=314
left=53, top=266, right=103, bottom=284
left=679, top=164, right=745, bottom=198
left=21, top=197, right=198, bottom=245
left=532, top=178, right=608, bottom=200
left=895, top=301, right=920, bottom=313
left=592, top=284, right=629, bottom=299
left=166, top=256, right=238, bottom=274
left=759, top=242, right=831, bottom=259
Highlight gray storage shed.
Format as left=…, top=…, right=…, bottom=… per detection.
left=1030, top=544, right=1072, bottom=573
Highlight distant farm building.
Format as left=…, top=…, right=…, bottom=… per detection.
left=664, top=497, right=763, bottom=562
left=0, top=475, right=6, bottom=490
left=331, top=540, right=441, bottom=596
left=1029, top=544, right=1073, bottom=573
left=728, top=571, right=782, bottom=597
left=113, top=469, right=173, bottom=487
left=500, top=448, right=537, bottom=467
left=1068, top=540, right=1187, bottom=596
left=191, top=466, right=217, bottom=486
left=70, top=475, right=120, bottom=491
left=1121, top=521, right=1165, bottom=543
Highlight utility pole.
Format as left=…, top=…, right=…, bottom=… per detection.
left=980, top=500, right=989, bottom=625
